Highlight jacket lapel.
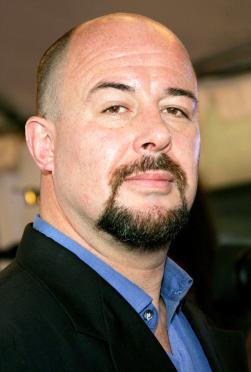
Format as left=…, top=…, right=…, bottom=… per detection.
left=183, top=301, right=249, bottom=371
left=101, top=282, right=176, bottom=372
left=183, top=301, right=224, bottom=371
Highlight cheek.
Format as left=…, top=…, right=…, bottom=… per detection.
left=53, top=124, right=127, bottom=216
left=173, top=128, right=200, bottom=201
left=174, top=126, right=199, bottom=160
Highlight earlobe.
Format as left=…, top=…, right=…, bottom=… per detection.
left=25, top=116, right=55, bottom=173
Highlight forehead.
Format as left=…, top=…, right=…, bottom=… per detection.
left=62, top=18, right=197, bottom=99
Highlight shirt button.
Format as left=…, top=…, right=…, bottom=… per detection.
left=143, top=310, right=153, bottom=321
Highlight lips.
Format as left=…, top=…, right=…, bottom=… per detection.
left=125, top=171, right=174, bottom=182
left=124, top=171, right=175, bottom=191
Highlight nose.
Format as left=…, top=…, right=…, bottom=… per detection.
left=132, top=110, right=172, bottom=155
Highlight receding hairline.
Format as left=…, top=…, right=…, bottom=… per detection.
left=36, top=27, right=74, bottom=119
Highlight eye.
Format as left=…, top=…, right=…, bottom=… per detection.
left=163, top=107, right=189, bottom=119
left=102, top=105, right=127, bottom=114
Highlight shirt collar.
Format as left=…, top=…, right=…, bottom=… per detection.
left=161, top=258, right=193, bottom=323
left=33, top=215, right=151, bottom=313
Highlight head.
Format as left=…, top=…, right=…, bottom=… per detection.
left=26, top=13, right=200, bottom=253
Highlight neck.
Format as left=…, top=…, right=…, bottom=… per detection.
left=96, top=246, right=168, bottom=309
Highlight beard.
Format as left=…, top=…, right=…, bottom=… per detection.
left=97, top=153, right=190, bottom=252
left=97, top=201, right=189, bottom=252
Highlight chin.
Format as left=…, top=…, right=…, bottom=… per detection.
left=96, top=199, right=190, bottom=252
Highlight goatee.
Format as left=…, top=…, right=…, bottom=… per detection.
left=97, top=153, right=189, bottom=252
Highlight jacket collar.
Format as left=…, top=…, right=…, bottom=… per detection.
left=17, top=224, right=107, bottom=340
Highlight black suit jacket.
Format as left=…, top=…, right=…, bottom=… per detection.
left=0, top=225, right=248, bottom=371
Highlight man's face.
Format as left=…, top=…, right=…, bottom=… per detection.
left=52, top=21, right=200, bottom=249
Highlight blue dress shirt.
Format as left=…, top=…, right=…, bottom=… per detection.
left=34, top=215, right=212, bottom=372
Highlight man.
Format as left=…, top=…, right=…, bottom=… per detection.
left=0, top=13, right=248, bottom=372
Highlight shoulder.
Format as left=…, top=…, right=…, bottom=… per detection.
left=0, top=262, right=79, bottom=371
left=0, top=259, right=116, bottom=372
left=0, top=260, right=74, bottom=336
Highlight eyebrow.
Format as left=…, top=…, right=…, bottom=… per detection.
left=89, top=81, right=135, bottom=96
left=88, top=81, right=198, bottom=105
left=166, top=87, right=198, bottom=106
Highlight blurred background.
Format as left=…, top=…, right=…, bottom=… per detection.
left=0, top=0, right=251, bottom=365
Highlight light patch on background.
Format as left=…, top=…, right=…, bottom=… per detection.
left=199, top=72, right=251, bottom=190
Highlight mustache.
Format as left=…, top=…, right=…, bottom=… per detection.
left=109, top=153, right=187, bottom=198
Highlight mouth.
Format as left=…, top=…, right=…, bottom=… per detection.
left=124, top=171, right=174, bottom=191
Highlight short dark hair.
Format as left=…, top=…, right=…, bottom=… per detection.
left=36, top=28, right=74, bottom=120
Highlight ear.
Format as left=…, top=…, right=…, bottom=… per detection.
left=25, top=116, right=55, bottom=173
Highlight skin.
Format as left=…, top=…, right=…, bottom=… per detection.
left=25, top=13, right=200, bottom=353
